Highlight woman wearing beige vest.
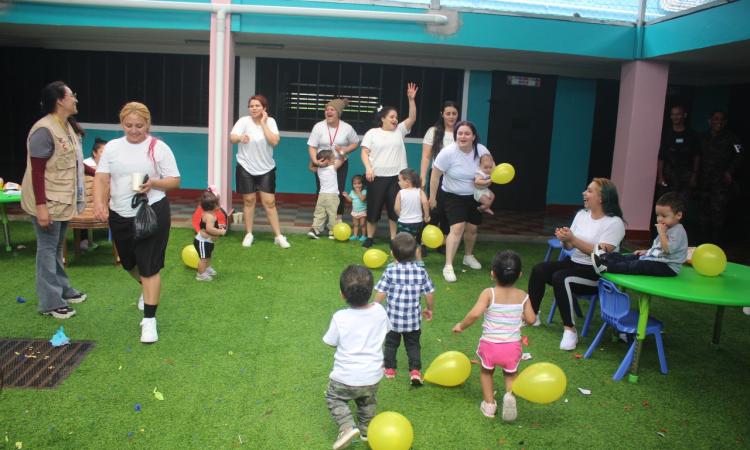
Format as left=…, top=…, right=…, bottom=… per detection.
left=20, top=81, right=87, bottom=319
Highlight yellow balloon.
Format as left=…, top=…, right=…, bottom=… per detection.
left=363, top=249, right=388, bottom=269
left=491, top=163, right=515, bottom=184
left=367, top=411, right=414, bottom=450
left=332, top=222, right=352, bottom=241
left=181, top=244, right=199, bottom=269
left=692, top=243, right=727, bottom=277
left=423, top=351, right=471, bottom=387
left=512, top=362, right=567, bottom=404
left=421, top=224, right=444, bottom=249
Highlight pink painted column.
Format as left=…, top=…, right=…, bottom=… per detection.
left=208, top=0, right=235, bottom=212
left=611, top=61, right=669, bottom=238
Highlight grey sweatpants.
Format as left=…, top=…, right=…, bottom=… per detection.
left=31, top=217, right=81, bottom=312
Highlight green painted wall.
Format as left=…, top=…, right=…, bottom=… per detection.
left=466, top=71, right=491, bottom=143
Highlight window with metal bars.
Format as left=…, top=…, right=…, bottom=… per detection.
left=255, top=57, right=464, bottom=137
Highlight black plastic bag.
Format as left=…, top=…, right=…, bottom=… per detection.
left=131, top=193, right=158, bottom=241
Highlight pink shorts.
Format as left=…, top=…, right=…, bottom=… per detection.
left=476, top=339, right=522, bottom=372
left=351, top=211, right=366, bottom=219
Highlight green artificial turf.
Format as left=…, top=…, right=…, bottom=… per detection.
left=1, top=222, right=749, bottom=449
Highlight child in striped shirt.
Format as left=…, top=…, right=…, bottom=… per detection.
left=452, top=250, right=536, bottom=423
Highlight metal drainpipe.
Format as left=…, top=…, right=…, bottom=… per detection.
left=213, top=7, right=225, bottom=193
left=635, top=0, right=646, bottom=59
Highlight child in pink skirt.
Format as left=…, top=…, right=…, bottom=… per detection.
left=452, top=250, right=536, bottom=422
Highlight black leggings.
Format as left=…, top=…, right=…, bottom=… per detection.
left=528, top=259, right=599, bottom=327
left=314, top=159, right=348, bottom=216
left=603, top=253, right=677, bottom=276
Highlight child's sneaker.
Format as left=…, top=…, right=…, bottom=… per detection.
left=359, top=235, right=367, bottom=242
left=348, top=235, right=358, bottom=241
left=206, top=266, right=217, bottom=277
left=502, top=392, right=517, bottom=422
left=307, top=228, right=320, bottom=239
left=41, top=306, right=76, bottom=319
left=480, top=400, right=497, bottom=418
left=65, top=292, right=87, bottom=304
left=384, top=368, right=396, bottom=379
left=242, top=232, right=254, bottom=247
left=196, top=272, right=213, bottom=282
left=274, top=235, right=291, bottom=248
left=362, top=237, right=373, bottom=248
left=590, top=250, right=608, bottom=275
left=332, top=426, right=359, bottom=450
left=409, top=369, right=423, bottom=386
left=140, top=318, right=158, bottom=344
left=328, top=231, right=335, bottom=240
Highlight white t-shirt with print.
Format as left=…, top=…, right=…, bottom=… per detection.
left=568, top=209, right=626, bottom=265
left=361, top=122, right=410, bottom=177
left=97, top=136, right=180, bottom=217
left=307, top=120, right=359, bottom=159
left=432, top=143, right=491, bottom=196
left=231, top=116, right=279, bottom=175
left=323, top=302, right=391, bottom=387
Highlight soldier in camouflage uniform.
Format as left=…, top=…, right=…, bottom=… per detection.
left=697, top=111, right=744, bottom=243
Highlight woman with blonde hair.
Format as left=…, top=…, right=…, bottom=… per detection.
left=94, top=101, right=181, bottom=344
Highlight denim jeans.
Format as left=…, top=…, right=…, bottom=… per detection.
left=31, top=217, right=81, bottom=312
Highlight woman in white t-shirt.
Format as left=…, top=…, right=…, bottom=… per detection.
left=527, top=178, right=626, bottom=352
left=429, top=121, right=491, bottom=283
left=360, top=82, right=419, bottom=248
left=230, top=94, right=290, bottom=249
left=307, top=98, right=360, bottom=223
left=420, top=101, right=459, bottom=245
left=94, top=102, right=181, bottom=344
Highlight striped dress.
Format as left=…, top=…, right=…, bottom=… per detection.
left=480, top=288, right=528, bottom=343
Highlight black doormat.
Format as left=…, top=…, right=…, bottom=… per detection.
left=0, top=338, right=95, bottom=389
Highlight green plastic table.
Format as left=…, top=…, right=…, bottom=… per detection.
left=604, top=263, right=750, bottom=383
left=0, top=191, right=22, bottom=252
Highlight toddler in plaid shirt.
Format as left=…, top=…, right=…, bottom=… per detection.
left=374, top=232, right=435, bottom=386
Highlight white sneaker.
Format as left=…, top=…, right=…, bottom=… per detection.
left=274, top=235, right=291, bottom=248
left=463, top=255, right=482, bottom=270
left=140, top=318, right=158, bottom=343
left=743, top=307, right=750, bottom=316
left=560, top=329, right=578, bottom=351
left=242, top=232, right=254, bottom=248
left=206, top=266, right=217, bottom=277
left=443, top=265, right=457, bottom=283
left=333, top=427, right=359, bottom=450
left=502, top=392, right=517, bottom=422
left=137, top=293, right=144, bottom=311
left=196, top=272, right=213, bottom=282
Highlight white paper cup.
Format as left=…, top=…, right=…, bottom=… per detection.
left=131, top=173, right=144, bottom=191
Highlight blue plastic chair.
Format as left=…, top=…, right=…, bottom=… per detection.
left=584, top=279, right=668, bottom=381
left=543, top=238, right=563, bottom=262
left=546, top=247, right=598, bottom=337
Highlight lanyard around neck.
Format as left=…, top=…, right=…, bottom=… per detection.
left=327, top=123, right=339, bottom=147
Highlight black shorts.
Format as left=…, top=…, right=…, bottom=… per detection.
left=193, top=238, right=215, bottom=259
left=109, top=197, right=171, bottom=277
left=366, top=175, right=399, bottom=223
left=397, top=221, right=424, bottom=244
left=442, top=190, right=483, bottom=226
left=236, top=165, right=276, bottom=194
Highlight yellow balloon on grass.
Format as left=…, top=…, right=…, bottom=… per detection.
left=181, top=244, right=199, bottom=269
left=367, top=411, right=414, bottom=450
left=421, top=224, right=444, bottom=249
left=332, top=222, right=352, bottom=241
left=363, top=249, right=388, bottom=269
left=691, top=243, right=727, bottom=277
left=512, top=362, right=567, bottom=404
left=491, top=163, right=515, bottom=184
left=423, top=351, right=471, bottom=387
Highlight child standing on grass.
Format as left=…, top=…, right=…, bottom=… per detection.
left=474, top=154, right=496, bottom=215
left=342, top=174, right=367, bottom=241
left=452, top=250, right=536, bottom=422
left=395, top=168, right=430, bottom=260
left=591, top=191, right=688, bottom=276
left=375, top=232, right=435, bottom=386
left=194, top=191, right=226, bottom=281
left=324, top=265, right=390, bottom=450
left=309, top=149, right=345, bottom=239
